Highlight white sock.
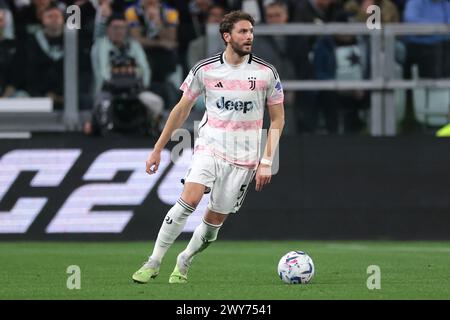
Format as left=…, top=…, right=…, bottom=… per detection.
left=148, top=198, right=195, bottom=267
left=182, top=218, right=222, bottom=262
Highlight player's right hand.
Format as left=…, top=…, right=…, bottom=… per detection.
left=146, top=150, right=161, bottom=175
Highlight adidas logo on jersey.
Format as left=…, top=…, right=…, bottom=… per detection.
left=214, top=82, right=224, bottom=88
left=216, top=97, right=254, bottom=113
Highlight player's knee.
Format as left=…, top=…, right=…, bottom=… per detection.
left=181, top=184, right=205, bottom=208
left=204, top=210, right=227, bottom=226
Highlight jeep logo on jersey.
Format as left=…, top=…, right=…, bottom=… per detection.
left=216, top=97, right=254, bottom=113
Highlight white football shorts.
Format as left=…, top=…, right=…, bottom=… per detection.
left=183, top=153, right=256, bottom=214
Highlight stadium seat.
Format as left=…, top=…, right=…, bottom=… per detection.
left=413, top=89, right=450, bottom=127
left=335, top=45, right=363, bottom=81
left=411, top=65, right=450, bottom=127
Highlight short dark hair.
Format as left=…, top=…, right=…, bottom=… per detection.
left=106, top=12, right=126, bottom=26
left=219, top=10, right=255, bottom=44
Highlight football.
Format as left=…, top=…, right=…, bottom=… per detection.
left=277, top=251, right=315, bottom=284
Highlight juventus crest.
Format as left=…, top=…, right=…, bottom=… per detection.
left=248, top=77, right=256, bottom=90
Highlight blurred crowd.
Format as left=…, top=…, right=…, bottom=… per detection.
left=0, top=0, right=449, bottom=135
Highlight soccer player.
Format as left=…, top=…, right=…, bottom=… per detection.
left=132, top=10, right=285, bottom=284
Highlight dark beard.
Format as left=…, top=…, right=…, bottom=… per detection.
left=230, top=41, right=251, bottom=57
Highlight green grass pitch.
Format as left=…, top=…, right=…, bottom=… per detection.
left=0, top=241, right=449, bottom=300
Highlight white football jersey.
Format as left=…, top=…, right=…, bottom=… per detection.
left=180, top=52, right=284, bottom=169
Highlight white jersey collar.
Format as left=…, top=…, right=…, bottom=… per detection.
left=222, top=51, right=252, bottom=68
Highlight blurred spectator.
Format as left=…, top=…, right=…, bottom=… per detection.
left=313, top=35, right=369, bottom=133
left=403, top=0, right=450, bottom=79
left=223, top=0, right=268, bottom=23
left=0, top=8, right=18, bottom=97
left=90, top=14, right=164, bottom=135
left=165, top=0, right=230, bottom=77
left=15, top=0, right=64, bottom=40
left=289, top=0, right=340, bottom=23
left=288, top=0, right=343, bottom=134
left=19, top=5, right=65, bottom=108
left=288, top=0, right=341, bottom=81
left=93, top=0, right=141, bottom=39
left=125, top=0, right=179, bottom=82
left=312, top=11, right=369, bottom=134
left=342, top=0, right=403, bottom=133
left=252, top=1, right=300, bottom=130
left=189, top=0, right=214, bottom=36
left=186, top=4, right=225, bottom=69
left=0, top=0, right=15, bottom=39
left=253, top=1, right=299, bottom=79
left=184, top=0, right=215, bottom=75
left=93, top=0, right=113, bottom=39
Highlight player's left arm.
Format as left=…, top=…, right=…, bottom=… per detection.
left=255, top=103, right=285, bottom=192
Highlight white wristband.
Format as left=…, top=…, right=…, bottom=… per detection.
left=260, top=158, right=272, bottom=166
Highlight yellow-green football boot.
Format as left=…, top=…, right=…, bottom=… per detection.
left=169, top=253, right=191, bottom=284
left=436, top=123, right=450, bottom=137
left=132, top=261, right=159, bottom=284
